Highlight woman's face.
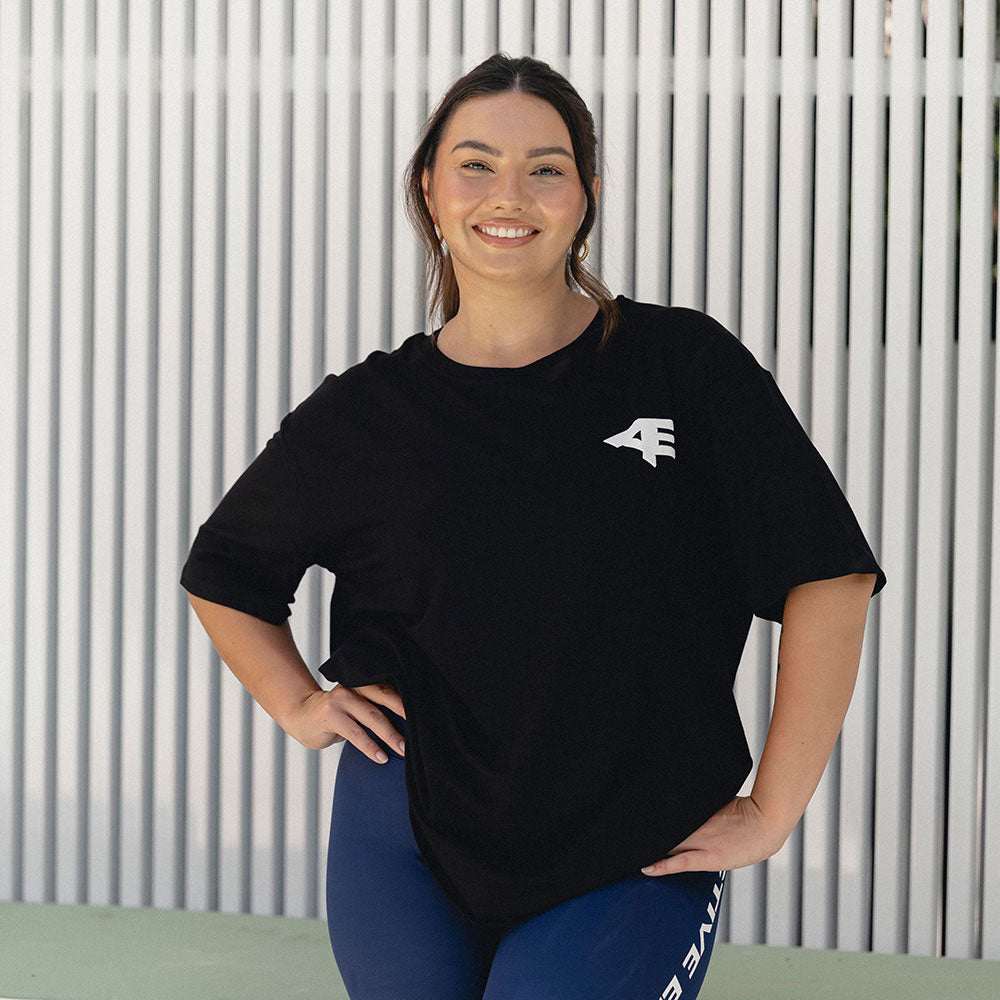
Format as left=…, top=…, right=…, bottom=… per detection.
left=422, top=91, right=598, bottom=291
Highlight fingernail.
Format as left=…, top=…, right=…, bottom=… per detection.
left=641, top=865, right=655, bottom=875
left=398, top=740, right=406, bottom=754
left=375, top=750, right=389, bottom=763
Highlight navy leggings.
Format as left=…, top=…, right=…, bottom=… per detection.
left=326, top=711, right=725, bottom=1000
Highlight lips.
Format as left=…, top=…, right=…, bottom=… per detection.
left=472, top=225, right=540, bottom=248
left=474, top=223, right=540, bottom=237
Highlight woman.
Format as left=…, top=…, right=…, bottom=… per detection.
left=181, top=53, right=885, bottom=999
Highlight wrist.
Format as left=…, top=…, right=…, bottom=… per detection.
left=272, top=678, right=324, bottom=733
left=746, top=786, right=804, bottom=843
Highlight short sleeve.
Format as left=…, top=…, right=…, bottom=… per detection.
left=698, top=326, right=886, bottom=623
left=180, top=377, right=337, bottom=625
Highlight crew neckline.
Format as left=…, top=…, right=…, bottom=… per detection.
left=422, top=296, right=620, bottom=381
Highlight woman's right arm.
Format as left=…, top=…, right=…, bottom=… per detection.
left=187, top=594, right=406, bottom=763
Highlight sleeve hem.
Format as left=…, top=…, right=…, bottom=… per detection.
left=179, top=576, right=291, bottom=627
left=753, top=559, right=887, bottom=624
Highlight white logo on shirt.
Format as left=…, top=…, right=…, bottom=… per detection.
left=603, top=418, right=675, bottom=467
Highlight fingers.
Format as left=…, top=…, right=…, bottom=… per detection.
left=368, top=684, right=406, bottom=719
left=358, top=682, right=407, bottom=720
left=382, top=683, right=407, bottom=719
left=641, top=851, right=702, bottom=876
left=640, top=794, right=783, bottom=877
left=330, top=686, right=406, bottom=763
left=359, top=698, right=407, bottom=757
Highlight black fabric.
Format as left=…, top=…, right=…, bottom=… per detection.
left=180, top=295, right=886, bottom=929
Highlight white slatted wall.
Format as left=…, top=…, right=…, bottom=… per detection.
left=1, top=0, right=998, bottom=960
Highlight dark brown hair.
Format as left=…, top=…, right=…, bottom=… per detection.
left=402, top=52, right=621, bottom=350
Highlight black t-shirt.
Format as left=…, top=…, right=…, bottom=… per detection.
left=180, top=295, right=886, bottom=929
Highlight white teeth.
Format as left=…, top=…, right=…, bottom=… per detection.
left=477, top=225, right=536, bottom=238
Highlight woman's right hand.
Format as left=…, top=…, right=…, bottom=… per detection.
left=284, top=683, right=407, bottom=762
left=184, top=596, right=406, bottom=763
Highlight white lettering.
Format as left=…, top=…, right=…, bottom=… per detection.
left=659, top=975, right=683, bottom=1000
left=696, top=922, right=714, bottom=959
left=656, top=872, right=727, bottom=996
left=682, top=943, right=701, bottom=977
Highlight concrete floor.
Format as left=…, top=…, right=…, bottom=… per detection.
left=1, top=901, right=997, bottom=999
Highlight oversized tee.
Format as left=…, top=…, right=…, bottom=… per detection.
left=180, top=295, right=886, bottom=930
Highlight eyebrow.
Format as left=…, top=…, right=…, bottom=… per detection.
left=450, top=139, right=574, bottom=160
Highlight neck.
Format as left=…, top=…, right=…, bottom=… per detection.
left=439, top=275, right=596, bottom=368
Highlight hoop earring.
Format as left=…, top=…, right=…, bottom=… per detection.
left=576, top=239, right=590, bottom=262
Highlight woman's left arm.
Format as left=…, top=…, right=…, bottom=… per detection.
left=641, top=571, right=878, bottom=876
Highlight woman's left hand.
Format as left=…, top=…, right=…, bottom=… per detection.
left=639, top=795, right=791, bottom=877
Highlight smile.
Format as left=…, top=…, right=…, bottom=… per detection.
left=472, top=225, right=540, bottom=247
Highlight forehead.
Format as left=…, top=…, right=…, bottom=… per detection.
left=442, top=92, right=572, bottom=148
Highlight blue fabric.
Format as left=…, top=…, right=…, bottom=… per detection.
left=327, top=713, right=725, bottom=1000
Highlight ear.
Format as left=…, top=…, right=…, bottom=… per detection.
left=422, top=168, right=436, bottom=224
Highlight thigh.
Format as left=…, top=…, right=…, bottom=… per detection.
left=482, top=868, right=727, bottom=1000
left=326, top=715, right=499, bottom=1000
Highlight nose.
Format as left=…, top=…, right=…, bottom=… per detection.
left=489, top=165, right=527, bottom=209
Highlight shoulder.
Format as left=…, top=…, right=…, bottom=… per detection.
left=285, top=333, right=433, bottom=448
left=337, top=332, right=429, bottom=387
left=283, top=372, right=341, bottom=433
left=617, top=297, right=735, bottom=351
left=614, top=297, right=763, bottom=381
left=289, top=332, right=425, bottom=413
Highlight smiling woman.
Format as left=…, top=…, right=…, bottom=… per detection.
left=402, top=55, right=621, bottom=368
left=412, top=89, right=604, bottom=366
left=180, top=51, right=884, bottom=1000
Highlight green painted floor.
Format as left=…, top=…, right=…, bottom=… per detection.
left=1, top=901, right=997, bottom=999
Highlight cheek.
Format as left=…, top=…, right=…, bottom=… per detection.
left=439, top=174, right=483, bottom=209
left=551, top=195, right=587, bottom=230
left=546, top=187, right=587, bottom=225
